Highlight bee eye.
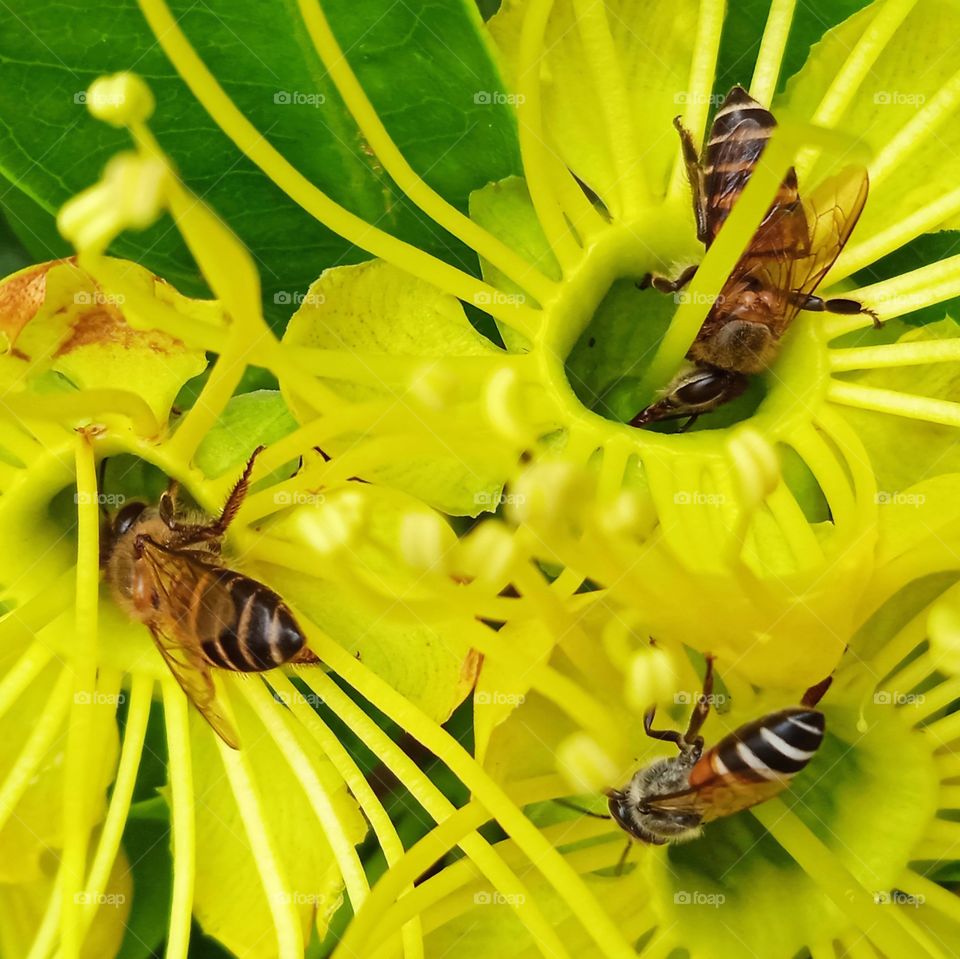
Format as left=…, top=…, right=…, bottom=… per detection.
left=673, top=371, right=731, bottom=406
left=113, top=502, right=147, bottom=538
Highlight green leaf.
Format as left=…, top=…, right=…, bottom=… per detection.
left=0, top=258, right=208, bottom=427
left=116, top=819, right=172, bottom=959
left=0, top=0, right=521, bottom=331
left=269, top=484, right=483, bottom=723
left=281, top=259, right=508, bottom=516
left=193, top=391, right=300, bottom=480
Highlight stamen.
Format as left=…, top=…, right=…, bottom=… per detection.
left=750, top=0, right=797, bottom=106
left=572, top=0, right=650, bottom=214
left=215, top=684, right=304, bottom=956
left=238, top=677, right=369, bottom=911
left=827, top=381, right=960, bottom=428
left=667, top=0, right=726, bottom=197
left=135, top=0, right=540, bottom=333
left=295, top=0, right=559, bottom=303
left=517, top=0, right=583, bottom=270
left=162, top=678, right=196, bottom=959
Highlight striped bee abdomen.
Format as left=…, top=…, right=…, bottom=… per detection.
left=703, top=707, right=825, bottom=783
left=196, top=567, right=306, bottom=672
left=703, top=85, right=800, bottom=245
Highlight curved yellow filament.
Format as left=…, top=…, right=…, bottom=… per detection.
left=135, top=0, right=542, bottom=336
left=750, top=0, right=797, bottom=106
left=515, top=0, right=582, bottom=271
left=667, top=0, right=726, bottom=198
left=297, top=0, right=558, bottom=304
left=162, top=679, right=196, bottom=959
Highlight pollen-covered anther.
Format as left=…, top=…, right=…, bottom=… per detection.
left=408, top=361, right=460, bottom=410
left=927, top=587, right=960, bottom=675
left=58, top=153, right=169, bottom=255
left=400, top=511, right=452, bottom=574
left=624, top=646, right=681, bottom=713
left=556, top=731, right=621, bottom=795
left=85, top=72, right=155, bottom=127
left=727, top=425, right=781, bottom=506
left=506, top=462, right=593, bottom=534
left=290, top=490, right=367, bottom=556
left=483, top=365, right=537, bottom=445
left=595, top=488, right=657, bottom=539
left=451, top=520, right=517, bottom=589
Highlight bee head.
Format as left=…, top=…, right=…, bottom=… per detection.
left=100, top=500, right=148, bottom=567
left=631, top=366, right=748, bottom=428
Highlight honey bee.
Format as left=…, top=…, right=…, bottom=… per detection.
left=102, top=447, right=316, bottom=748
left=632, top=84, right=880, bottom=428
left=606, top=657, right=830, bottom=844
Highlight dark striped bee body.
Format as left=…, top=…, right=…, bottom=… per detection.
left=607, top=657, right=828, bottom=844
left=632, top=85, right=880, bottom=428
left=103, top=448, right=313, bottom=749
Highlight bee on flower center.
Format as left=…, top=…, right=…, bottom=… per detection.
left=633, top=84, right=880, bottom=429
left=607, top=656, right=829, bottom=845
left=101, top=446, right=316, bottom=749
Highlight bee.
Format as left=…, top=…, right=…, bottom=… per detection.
left=605, top=657, right=830, bottom=844
left=102, top=447, right=316, bottom=748
left=632, top=84, right=880, bottom=428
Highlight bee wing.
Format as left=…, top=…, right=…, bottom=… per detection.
left=137, top=537, right=241, bottom=749
left=149, top=623, right=241, bottom=749
left=727, top=165, right=869, bottom=332
left=642, top=766, right=788, bottom=823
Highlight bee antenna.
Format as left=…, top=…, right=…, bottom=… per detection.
left=553, top=797, right=611, bottom=820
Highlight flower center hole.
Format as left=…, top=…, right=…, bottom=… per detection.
left=563, top=278, right=766, bottom=431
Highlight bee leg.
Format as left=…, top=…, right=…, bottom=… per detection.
left=637, top=263, right=699, bottom=294
left=615, top=840, right=633, bottom=876
left=678, top=414, right=700, bottom=433
left=190, top=445, right=266, bottom=542
left=643, top=706, right=684, bottom=748
left=801, top=674, right=833, bottom=707
left=673, top=117, right=709, bottom=244
left=798, top=293, right=882, bottom=329
left=683, top=654, right=715, bottom=744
